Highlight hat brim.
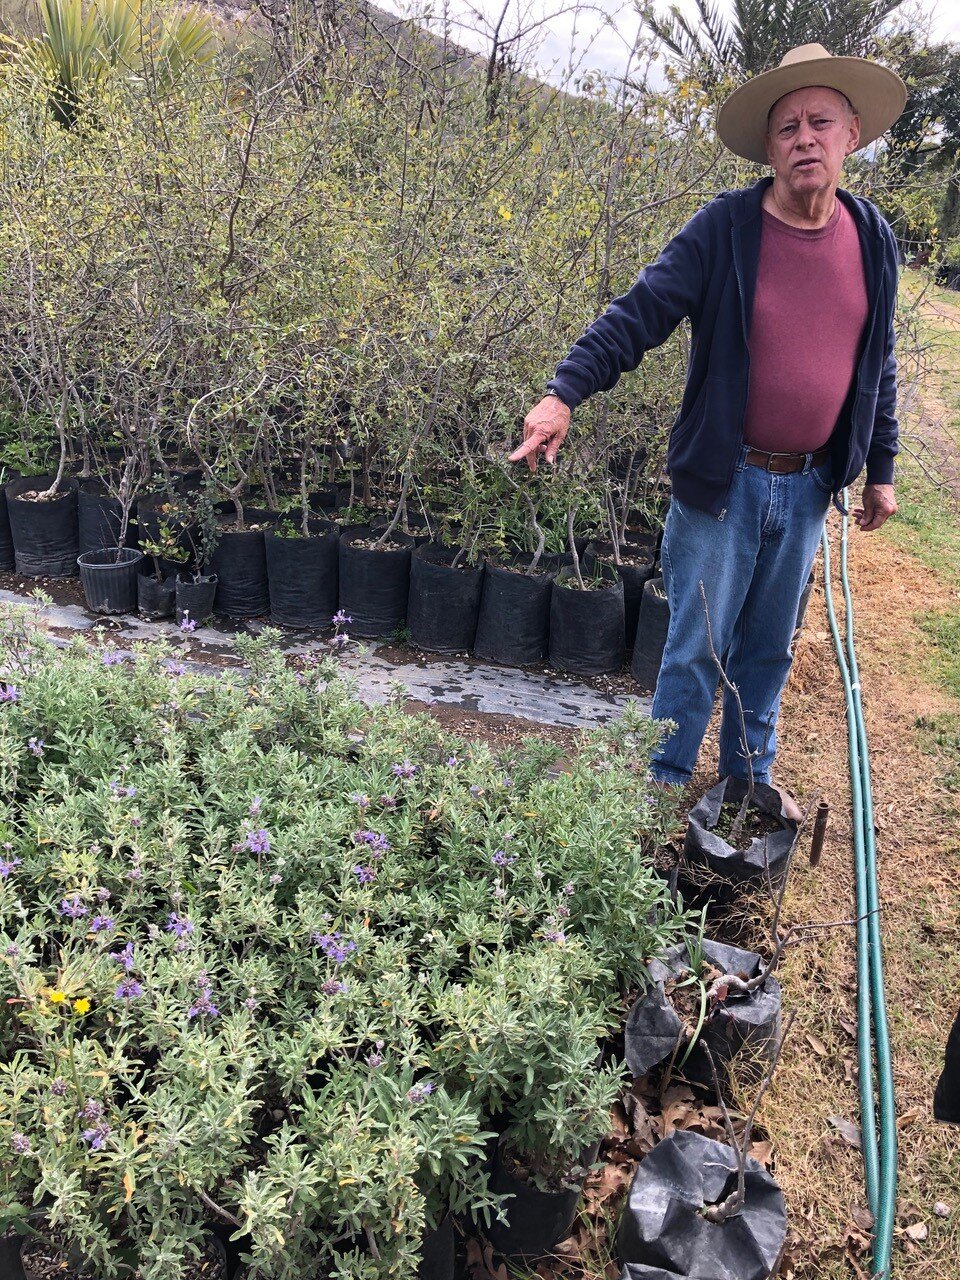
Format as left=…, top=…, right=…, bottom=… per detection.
left=717, top=56, right=907, bottom=164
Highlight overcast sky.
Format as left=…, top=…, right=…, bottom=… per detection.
left=376, top=0, right=960, bottom=88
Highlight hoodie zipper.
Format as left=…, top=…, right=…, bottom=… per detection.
left=719, top=219, right=754, bottom=522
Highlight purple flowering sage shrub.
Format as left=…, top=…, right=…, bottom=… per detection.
left=0, top=600, right=687, bottom=1278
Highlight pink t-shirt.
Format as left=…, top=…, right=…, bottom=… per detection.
left=743, top=199, right=868, bottom=454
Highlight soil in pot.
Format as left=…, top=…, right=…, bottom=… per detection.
left=473, top=553, right=557, bottom=667
left=6, top=475, right=80, bottom=578
left=138, top=572, right=176, bottom=619
left=337, top=525, right=413, bottom=638
left=407, top=543, right=484, bottom=654
left=78, top=479, right=124, bottom=557
left=264, top=520, right=339, bottom=629
left=584, top=540, right=655, bottom=652
left=176, top=574, right=218, bottom=626
left=482, top=1137, right=599, bottom=1260
left=208, top=508, right=275, bottom=618
left=624, top=937, right=781, bottom=1086
left=78, top=547, right=143, bottom=614
left=616, top=1129, right=787, bottom=1280
left=631, top=576, right=670, bottom=689
left=549, top=564, right=625, bottom=676
left=682, top=777, right=797, bottom=899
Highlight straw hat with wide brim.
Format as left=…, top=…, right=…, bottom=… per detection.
left=717, top=43, right=907, bottom=165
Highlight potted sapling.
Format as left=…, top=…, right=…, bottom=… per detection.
left=138, top=523, right=188, bottom=619
left=617, top=1020, right=793, bottom=1280
left=176, top=487, right=220, bottom=627
left=549, top=504, right=625, bottom=677
left=680, top=583, right=798, bottom=898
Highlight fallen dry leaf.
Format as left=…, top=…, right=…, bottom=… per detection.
left=827, top=1114, right=862, bottom=1149
left=896, top=1106, right=922, bottom=1130
left=805, top=1032, right=829, bottom=1057
left=904, top=1221, right=929, bottom=1242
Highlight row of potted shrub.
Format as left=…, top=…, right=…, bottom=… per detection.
left=0, top=471, right=672, bottom=683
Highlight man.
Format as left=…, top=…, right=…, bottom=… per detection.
left=509, top=45, right=907, bottom=813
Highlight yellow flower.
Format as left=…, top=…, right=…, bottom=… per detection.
left=497, top=205, right=512, bottom=221
left=73, top=998, right=91, bottom=1015
left=46, top=989, right=66, bottom=1004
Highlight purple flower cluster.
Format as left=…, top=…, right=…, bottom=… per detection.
left=491, top=850, right=517, bottom=868
left=187, top=974, right=219, bottom=1019
left=243, top=828, right=271, bottom=854
left=0, top=855, right=23, bottom=879
left=446, top=755, right=459, bottom=767
left=544, top=928, right=566, bottom=944
left=249, top=796, right=262, bottom=818
left=366, top=1040, right=385, bottom=1068
left=110, top=942, right=136, bottom=974
left=27, top=737, right=44, bottom=756
left=391, top=760, right=417, bottom=780
left=11, top=1132, right=31, bottom=1154
left=378, top=794, right=397, bottom=810
left=407, top=1082, right=435, bottom=1104
left=80, top=1097, right=104, bottom=1121
left=311, top=931, right=356, bottom=964
left=348, top=792, right=371, bottom=809
left=50, top=1077, right=68, bottom=1096
left=353, top=864, right=376, bottom=884
left=101, top=650, right=127, bottom=667
left=321, top=977, right=348, bottom=995
left=332, top=610, right=352, bottom=628
left=82, top=1123, right=112, bottom=1150
left=60, top=894, right=88, bottom=920
left=165, top=912, right=194, bottom=938
left=179, top=615, right=197, bottom=633
left=115, top=977, right=144, bottom=1000
left=90, top=915, right=115, bottom=933
left=109, top=780, right=137, bottom=799
left=166, top=661, right=188, bottom=677
left=0, top=684, right=19, bottom=703
left=352, top=829, right=391, bottom=856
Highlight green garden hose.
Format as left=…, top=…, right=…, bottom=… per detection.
left=820, top=493, right=898, bottom=1278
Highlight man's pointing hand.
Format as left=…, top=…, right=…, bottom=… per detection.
left=508, top=395, right=571, bottom=472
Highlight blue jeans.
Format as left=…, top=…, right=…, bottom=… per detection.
left=649, top=445, right=832, bottom=786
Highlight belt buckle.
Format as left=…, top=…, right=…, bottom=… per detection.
left=766, top=452, right=794, bottom=474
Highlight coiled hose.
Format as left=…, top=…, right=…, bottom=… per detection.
left=820, top=492, right=898, bottom=1278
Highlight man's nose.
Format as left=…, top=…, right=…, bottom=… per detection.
left=794, top=120, right=816, bottom=147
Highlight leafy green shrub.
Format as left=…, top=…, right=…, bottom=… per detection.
left=0, top=599, right=685, bottom=1278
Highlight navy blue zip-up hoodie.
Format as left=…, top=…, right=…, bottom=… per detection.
left=546, top=175, right=900, bottom=518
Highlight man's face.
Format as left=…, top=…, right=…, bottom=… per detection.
left=765, top=86, right=860, bottom=197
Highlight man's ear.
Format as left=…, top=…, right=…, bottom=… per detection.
left=845, top=113, right=862, bottom=156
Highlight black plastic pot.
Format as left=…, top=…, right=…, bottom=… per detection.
left=0, top=467, right=19, bottom=571
left=265, top=521, right=339, bottom=629
left=484, top=1137, right=598, bottom=1260
left=473, top=554, right=556, bottom=666
left=78, top=479, right=124, bottom=557
left=138, top=572, right=176, bottom=619
left=6, top=475, right=79, bottom=577
left=617, top=1129, right=787, bottom=1280
left=584, top=541, right=655, bottom=653
left=934, top=1003, right=960, bottom=1124
left=631, top=576, right=670, bottom=689
left=338, top=525, right=414, bottom=638
left=683, top=777, right=797, bottom=895
left=418, top=1215, right=455, bottom=1280
left=407, top=544, right=485, bottom=654
left=549, top=564, right=625, bottom=676
left=78, top=548, right=143, bottom=614
left=624, top=937, right=782, bottom=1085
left=208, top=509, right=274, bottom=618
left=176, top=574, right=218, bottom=626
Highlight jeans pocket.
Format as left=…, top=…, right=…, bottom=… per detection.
left=811, top=461, right=834, bottom=493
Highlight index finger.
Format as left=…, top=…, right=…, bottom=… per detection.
left=507, top=435, right=545, bottom=463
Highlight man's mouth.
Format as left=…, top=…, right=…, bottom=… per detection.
left=794, top=158, right=820, bottom=170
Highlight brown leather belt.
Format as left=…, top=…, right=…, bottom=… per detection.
left=744, top=446, right=831, bottom=474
